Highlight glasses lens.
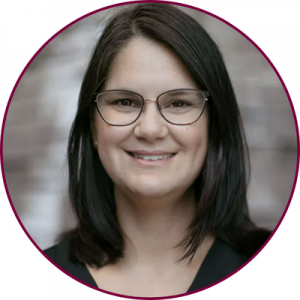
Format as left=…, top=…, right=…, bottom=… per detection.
left=158, top=90, right=206, bottom=124
left=96, top=91, right=143, bottom=125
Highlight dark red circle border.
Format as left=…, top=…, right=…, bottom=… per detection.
left=1, top=1, right=299, bottom=299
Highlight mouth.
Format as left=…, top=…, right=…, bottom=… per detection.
left=126, top=151, right=177, bottom=161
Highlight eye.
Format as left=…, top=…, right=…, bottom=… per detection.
left=113, top=99, right=140, bottom=107
left=169, top=100, right=190, bottom=108
left=118, top=99, right=133, bottom=106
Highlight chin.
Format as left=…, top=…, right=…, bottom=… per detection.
left=127, top=180, right=179, bottom=200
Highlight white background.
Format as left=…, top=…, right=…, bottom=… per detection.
left=0, top=0, right=299, bottom=299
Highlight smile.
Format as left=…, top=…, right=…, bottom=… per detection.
left=126, top=151, right=177, bottom=164
left=129, top=153, right=176, bottom=161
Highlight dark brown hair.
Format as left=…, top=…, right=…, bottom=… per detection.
left=64, top=3, right=270, bottom=267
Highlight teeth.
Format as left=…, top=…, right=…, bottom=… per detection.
left=132, top=153, right=174, bottom=160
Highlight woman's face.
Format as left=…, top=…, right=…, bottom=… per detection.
left=92, top=37, right=208, bottom=200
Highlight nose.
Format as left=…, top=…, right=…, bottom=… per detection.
left=133, top=100, right=168, bottom=142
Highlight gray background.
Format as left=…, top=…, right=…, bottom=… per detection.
left=2, top=4, right=298, bottom=249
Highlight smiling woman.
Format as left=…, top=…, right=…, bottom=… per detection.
left=92, top=38, right=209, bottom=201
left=44, top=3, right=271, bottom=298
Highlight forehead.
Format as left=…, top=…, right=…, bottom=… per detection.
left=104, top=37, right=198, bottom=96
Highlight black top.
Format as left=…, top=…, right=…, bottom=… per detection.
left=44, top=237, right=247, bottom=293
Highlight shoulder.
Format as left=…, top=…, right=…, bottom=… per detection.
left=43, top=237, right=96, bottom=286
left=43, top=237, right=73, bottom=269
left=189, top=238, right=247, bottom=291
left=207, top=238, right=248, bottom=272
left=206, top=238, right=247, bottom=277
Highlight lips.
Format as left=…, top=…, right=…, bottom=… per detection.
left=126, top=151, right=177, bottom=161
left=130, top=153, right=175, bottom=161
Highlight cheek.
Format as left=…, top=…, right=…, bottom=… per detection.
left=179, top=121, right=208, bottom=166
left=95, top=122, right=111, bottom=153
left=182, top=123, right=208, bottom=150
left=94, top=119, right=130, bottom=162
left=96, top=127, right=122, bottom=180
left=191, top=134, right=207, bottom=165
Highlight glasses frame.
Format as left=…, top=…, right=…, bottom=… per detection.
left=94, top=88, right=209, bottom=126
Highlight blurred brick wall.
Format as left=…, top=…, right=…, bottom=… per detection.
left=3, top=5, right=298, bottom=249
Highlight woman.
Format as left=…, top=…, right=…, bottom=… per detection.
left=44, top=3, right=271, bottom=297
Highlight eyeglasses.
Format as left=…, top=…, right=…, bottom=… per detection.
left=94, top=89, right=209, bottom=126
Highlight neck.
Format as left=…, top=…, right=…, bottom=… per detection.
left=114, top=187, right=196, bottom=266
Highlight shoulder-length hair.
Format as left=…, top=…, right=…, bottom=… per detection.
left=64, top=3, right=270, bottom=267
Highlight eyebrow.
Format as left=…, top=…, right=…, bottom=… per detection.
left=102, top=88, right=196, bottom=96
left=165, top=90, right=194, bottom=96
